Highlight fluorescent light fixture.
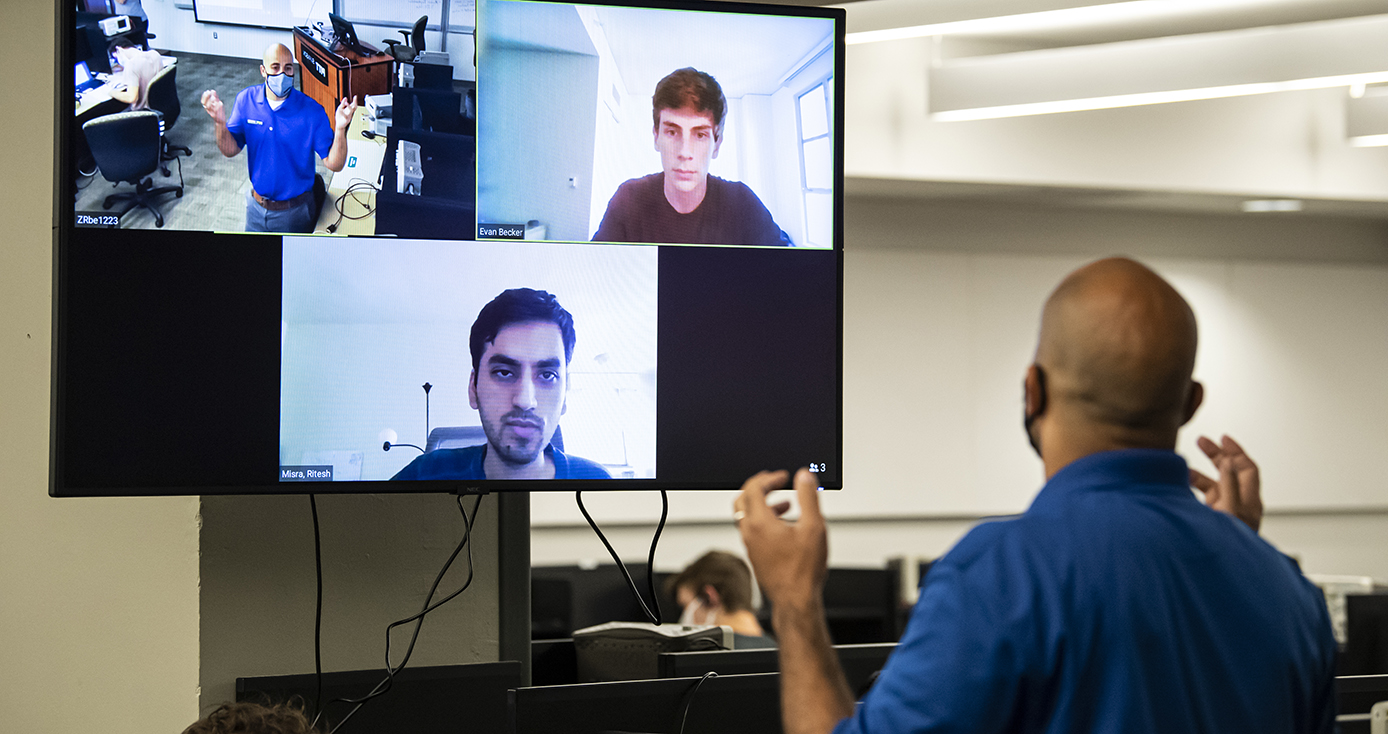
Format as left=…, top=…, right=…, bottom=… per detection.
left=928, top=16, right=1388, bottom=121
left=1241, top=199, right=1303, bottom=212
left=844, top=0, right=1269, bottom=45
left=933, top=71, right=1388, bottom=122
left=1347, top=84, right=1388, bottom=146
left=1349, top=133, right=1388, bottom=147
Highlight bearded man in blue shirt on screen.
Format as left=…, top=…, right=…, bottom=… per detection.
left=393, top=288, right=611, bottom=482
left=200, top=43, right=357, bottom=233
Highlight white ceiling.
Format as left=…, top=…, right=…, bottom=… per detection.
left=824, top=0, right=1388, bottom=219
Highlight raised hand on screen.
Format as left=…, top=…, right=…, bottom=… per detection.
left=201, top=89, right=226, bottom=126
left=335, top=95, right=359, bottom=132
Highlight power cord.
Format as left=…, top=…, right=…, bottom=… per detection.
left=575, top=490, right=669, bottom=625
left=309, top=495, right=324, bottom=726
left=310, top=492, right=483, bottom=733
left=677, top=671, right=718, bottom=734
left=325, top=180, right=378, bottom=234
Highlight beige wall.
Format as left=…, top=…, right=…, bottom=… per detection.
left=199, top=493, right=500, bottom=712
left=534, top=199, right=1388, bottom=591
left=0, top=3, right=202, bottom=733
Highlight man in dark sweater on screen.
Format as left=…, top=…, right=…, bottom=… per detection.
left=592, top=68, right=786, bottom=247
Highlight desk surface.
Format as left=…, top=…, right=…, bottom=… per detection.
left=314, top=107, right=382, bottom=235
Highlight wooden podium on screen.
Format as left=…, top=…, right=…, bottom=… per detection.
left=292, top=26, right=394, bottom=115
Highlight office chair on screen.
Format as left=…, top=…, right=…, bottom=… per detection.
left=383, top=15, right=427, bottom=64
left=82, top=110, right=183, bottom=227
left=146, top=63, right=191, bottom=176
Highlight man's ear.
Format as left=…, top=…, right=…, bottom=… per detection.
left=1181, top=380, right=1204, bottom=426
left=1024, top=363, right=1047, bottom=420
left=711, top=131, right=722, bottom=159
left=703, top=585, right=721, bottom=608
left=467, top=369, right=479, bottom=410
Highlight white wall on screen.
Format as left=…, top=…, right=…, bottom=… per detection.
left=475, top=45, right=599, bottom=240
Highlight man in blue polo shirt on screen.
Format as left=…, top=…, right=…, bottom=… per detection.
left=200, top=43, right=357, bottom=233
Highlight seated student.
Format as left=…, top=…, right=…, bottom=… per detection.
left=592, top=68, right=786, bottom=247
left=668, top=550, right=776, bottom=649
left=393, top=288, right=610, bottom=481
left=182, top=701, right=315, bottom=734
left=106, top=38, right=162, bottom=111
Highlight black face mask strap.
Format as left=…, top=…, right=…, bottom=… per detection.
left=1024, top=365, right=1047, bottom=456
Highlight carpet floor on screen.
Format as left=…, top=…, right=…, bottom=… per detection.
left=74, top=51, right=332, bottom=233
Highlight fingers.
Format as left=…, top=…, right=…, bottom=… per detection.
left=736, top=470, right=790, bottom=521
left=1189, top=468, right=1217, bottom=495
left=769, top=500, right=791, bottom=517
left=793, top=468, right=824, bottom=525
left=1196, top=435, right=1221, bottom=461
left=1221, top=435, right=1258, bottom=474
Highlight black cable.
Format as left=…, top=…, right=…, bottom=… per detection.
left=677, top=671, right=718, bottom=734
left=323, top=493, right=482, bottom=734
left=575, top=490, right=668, bottom=625
left=326, top=180, right=378, bottom=233
left=309, top=494, right=324, bottom=726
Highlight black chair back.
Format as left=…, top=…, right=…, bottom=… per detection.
left=147, top=64, right=181, bottom=129
left=82, top=110, right=161, bottom=184
left=410, top=15, right=428, bottom=52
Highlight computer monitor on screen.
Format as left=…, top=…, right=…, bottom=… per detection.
left=328, top=12, right=364, bottom=54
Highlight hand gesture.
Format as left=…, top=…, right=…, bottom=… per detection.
left=1190, top=434, right=1263, bottom=533
left=735, top=468, right=828, bottom=611
left=201, top=89, right=226, bottom=126
left=335, top=95, right=359, bottom=132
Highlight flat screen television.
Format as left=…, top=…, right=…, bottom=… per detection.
left=54, top=0, right=845, bottom=496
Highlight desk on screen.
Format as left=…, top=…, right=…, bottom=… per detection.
left=314, top=106, right=383, bottom=234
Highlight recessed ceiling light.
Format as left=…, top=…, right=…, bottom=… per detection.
left=1241, top=199, right=1303, bottom=213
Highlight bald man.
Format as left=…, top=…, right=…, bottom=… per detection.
left=201, top=43, right=357, bottom=233
left=738, top=258, right=1337, bottom=734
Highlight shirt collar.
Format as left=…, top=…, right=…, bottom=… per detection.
left=1028, top=448, right=1192, bottom=515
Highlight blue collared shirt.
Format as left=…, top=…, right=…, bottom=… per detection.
left=226, top=85, right=333, bottom=201
left=391, top=443, right=611, bottom=481
left=836, top=449, right=1336, bottom=734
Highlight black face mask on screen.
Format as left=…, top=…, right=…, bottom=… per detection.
left=1023, top=366, right=1047, bottom=458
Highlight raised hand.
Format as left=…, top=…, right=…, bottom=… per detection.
left=735, top=468, right=827, bottom=611
left=1190, top=434, right=1263, bottom=532
left=201, top=89, right=226, bottom=126
left=335, top=95, right=359, bottom=132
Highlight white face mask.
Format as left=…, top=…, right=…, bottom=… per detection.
left=679, top=598, right=708, bottom=626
